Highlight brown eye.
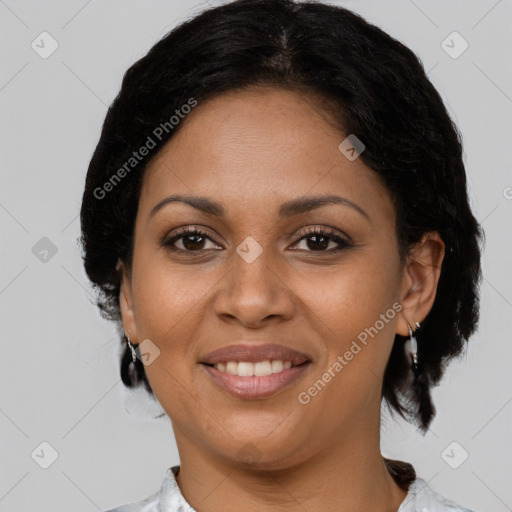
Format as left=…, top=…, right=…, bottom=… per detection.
left=292, top=227, right=353, bottom=252
left=162, top=228, right=221, bottom=252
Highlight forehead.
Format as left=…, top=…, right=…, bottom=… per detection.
left=138, top=87, right=394, bottom=224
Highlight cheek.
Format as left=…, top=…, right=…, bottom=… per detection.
left=131, top=252, right=212, bottom=340
left=305, top=250, right=402, bottom=390
left=130, top=261, right=209, bottom=411
left=304, top=252, right=400, bottom=330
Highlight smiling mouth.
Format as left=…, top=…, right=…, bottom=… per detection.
left=202, top=359, right=310, bottom=377
left=200, top=359, right=313, bottom=399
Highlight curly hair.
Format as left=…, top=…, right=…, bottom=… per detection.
left=79, top=0, right=483, bottom=480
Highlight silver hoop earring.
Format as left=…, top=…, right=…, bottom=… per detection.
left=404, top=321, right=421, bottom=378
left=126, top=336, right=137, bottom=363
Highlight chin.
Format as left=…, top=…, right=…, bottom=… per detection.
left=210, top=430, right=309, bottom=471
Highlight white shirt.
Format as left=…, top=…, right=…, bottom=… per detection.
left=104, top=465, right=475, bottom=512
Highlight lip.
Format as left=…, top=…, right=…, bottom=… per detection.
left=201, top=361, right=312, bottom=399
left=199, top=343, right=311, bottom=366
left=199, top=343, right=313, bottom=399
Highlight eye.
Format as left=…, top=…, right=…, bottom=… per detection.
left=161, top=226, right=353, bottom=254
left=161, top=227, right=221, bottom=252
left=291, top=226, right=353, bottom=252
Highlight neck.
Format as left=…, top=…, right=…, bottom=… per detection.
left=173, top=420, right=408, bottom=512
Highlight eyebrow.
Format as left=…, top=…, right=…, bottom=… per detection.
left=148, top=193, right=370, bottom=222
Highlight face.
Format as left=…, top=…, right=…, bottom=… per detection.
left=119, top=87, right=436, bottom=470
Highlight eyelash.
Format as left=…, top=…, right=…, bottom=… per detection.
left=161, top=226, right=353, bottom=254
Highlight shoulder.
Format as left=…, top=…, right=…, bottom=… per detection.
left=103, top=491, right=159, bottom=512
left=401, top=478, right=476, bottom=512
left=103, top=465, right=194, bottom=512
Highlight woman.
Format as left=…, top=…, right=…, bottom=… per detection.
left=80, top=0, right=483, bottom=510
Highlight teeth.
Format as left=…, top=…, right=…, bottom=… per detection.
left=254, top=360, right=272, bottom=376
left=226, top=361, right=238, bottom=375
left=213, top=360, right=295, bottom=376
left=271, top=360, right=283, bottom=373
left=238, top=361, right=254, bottom=377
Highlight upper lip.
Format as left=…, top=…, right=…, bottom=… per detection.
left=199, top=343, right=311, bottom=365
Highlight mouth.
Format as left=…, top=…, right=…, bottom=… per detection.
left=198, top=343, right=313, bottom=399
left=201, top=359, right=309, bottom=376
left=200, top=360, right=312, bottom=399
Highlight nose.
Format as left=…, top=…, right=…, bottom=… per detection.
left=212, top=242, right=296, bottom=328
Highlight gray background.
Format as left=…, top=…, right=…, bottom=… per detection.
left=1, top=0, right=511, bottom=511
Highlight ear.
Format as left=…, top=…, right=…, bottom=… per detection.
left=396, top=232, right=445, bottom=336
left=118, top=259, right=138, bottom=344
